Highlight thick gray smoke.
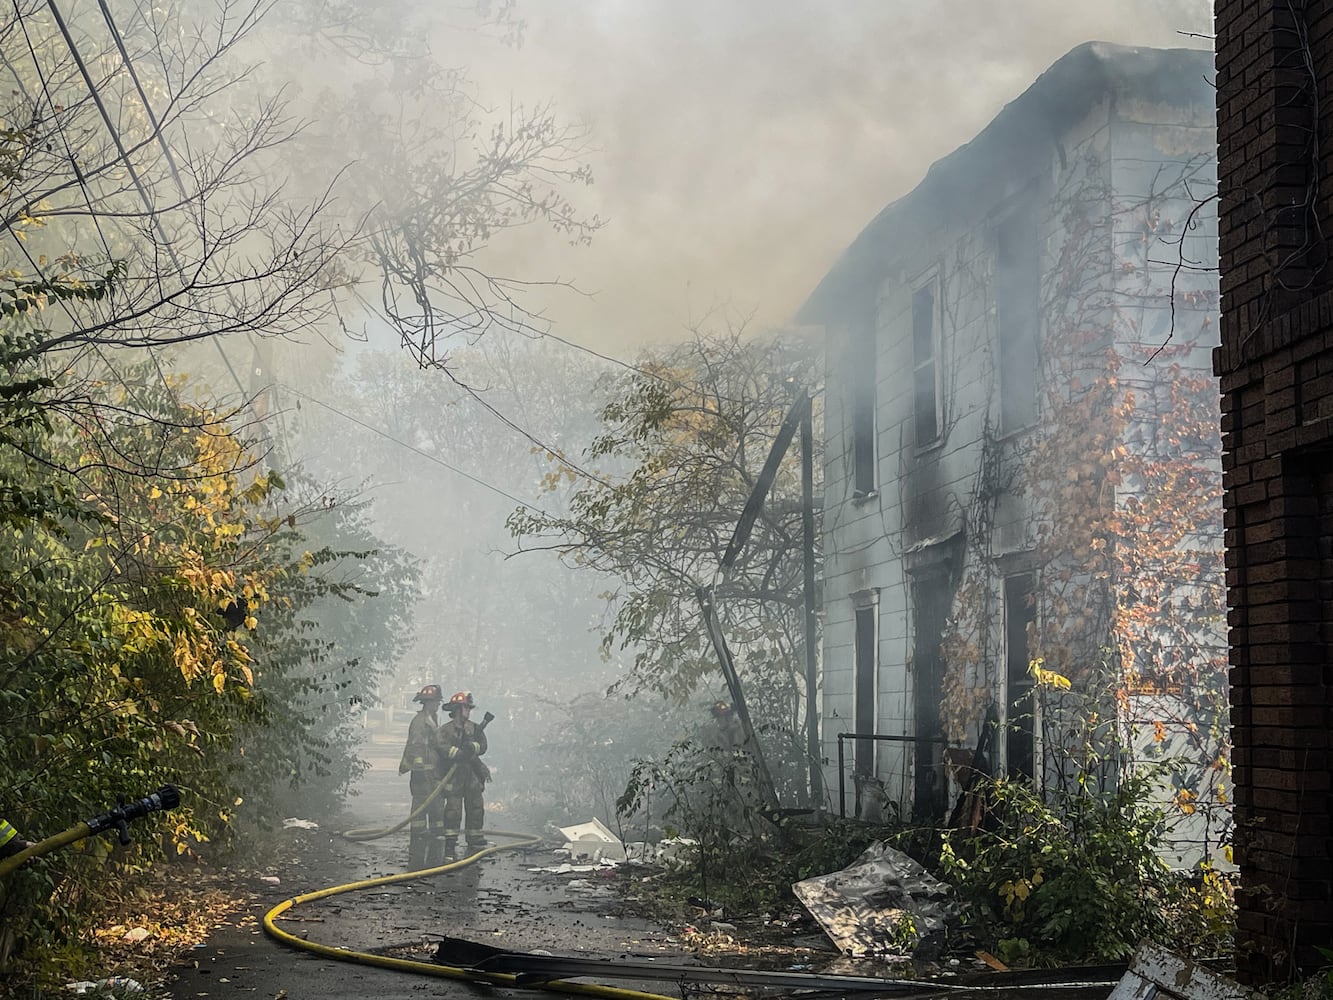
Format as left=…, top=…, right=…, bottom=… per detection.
left=464, top=0, right=1212, bottom=348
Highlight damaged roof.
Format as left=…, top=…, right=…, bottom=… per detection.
left=797, top=42, right=1215, bottom=325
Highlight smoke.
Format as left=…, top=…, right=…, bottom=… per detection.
left=459, top=0, right=1212, bottom=350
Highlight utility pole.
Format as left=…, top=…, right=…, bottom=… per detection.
left=800, top=389, right=822, bottom=805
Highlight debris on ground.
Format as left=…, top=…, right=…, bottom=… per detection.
left=66, top=976, right=144, bottom=994
left=558, top=818, right=626, bottom=860
left=1108, top=942, right=1251, bottom=1000
left=792, top=841, right=961, bottom=958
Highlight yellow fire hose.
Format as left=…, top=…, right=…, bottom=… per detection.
left=338, top=763, right=461, bottom=841
left=262, top=831, right=680, bottom=1000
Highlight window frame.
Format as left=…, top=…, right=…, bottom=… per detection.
left=910, top=269, right=943, bottom=451
left=994, top=204, right=1041, bottom=436
left=851, top=595, right=879, bottom=778
left=847, top=317, right=878, bottom=498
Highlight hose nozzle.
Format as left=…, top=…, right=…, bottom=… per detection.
left=87, top=784, right=183, bottom=844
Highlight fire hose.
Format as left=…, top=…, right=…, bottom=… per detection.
left=0, top=785, right=181, bottom=880
left=262, top=835, right=685, bottom=1000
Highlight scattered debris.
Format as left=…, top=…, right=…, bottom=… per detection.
left=557, top=818, right=626, bottom=861
left=121, top=927, right=151, bottom=944
left=260, top=876, right=281, bottom=885
left=66, top=977, right=144, bottom=994
left=1108, top=942, right=1252, bottom=1000
left=527, top=862, right=610, bottom=874
left=792, top=841, right=960, bottom=958
left=281, top=818, right=319, bottom=830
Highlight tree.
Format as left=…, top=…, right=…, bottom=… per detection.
left=0, top=0, right=344, bottom=361
left=508, top=326, right=823, bottom=802
left=0, top=319, right=418, bottom=977
left=190, top=0, right=604, bottom=372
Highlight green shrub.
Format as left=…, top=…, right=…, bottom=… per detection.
left=938, top=771, right=1234, bottom=965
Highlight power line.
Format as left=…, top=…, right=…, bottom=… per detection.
left=440, top=366, right=614, bottom=488
left=279, top=383, right=554, bottom=515
left=42, top=0, right=270, bottom=435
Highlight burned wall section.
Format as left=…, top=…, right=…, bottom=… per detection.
left=1213, top=0, right=1333, bottom=981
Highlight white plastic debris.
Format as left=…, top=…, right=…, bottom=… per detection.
left=282, top=818, right=319, bottom=830
left=557, top=818, right=626, bottom=861
left=260, top=875, right=281, bottom=884
left=121, top=927, right=150, bottom=943
left=66, top=978, right=144, bottom=994
left=527, top=862, right=603, bottom=874
left=655, top=836, right=697, bottom=862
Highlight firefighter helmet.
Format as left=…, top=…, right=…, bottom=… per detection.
left=447, top=690, right=475, bottom=712
left=413, top=684, right=443, bottom=704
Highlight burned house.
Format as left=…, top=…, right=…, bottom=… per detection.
left=801, top=43, right=1227, bottom=862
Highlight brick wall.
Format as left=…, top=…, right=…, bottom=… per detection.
left=1214, top=0, right=1333, bottom=982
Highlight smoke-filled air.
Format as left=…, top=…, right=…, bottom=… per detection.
left=1, top=0, right=1253, bottom=992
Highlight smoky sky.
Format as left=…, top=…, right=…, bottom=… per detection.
left=455, top=0, right=1212, bottom=351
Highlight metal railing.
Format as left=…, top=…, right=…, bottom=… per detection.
left=835, top=731, right=952, bottom=819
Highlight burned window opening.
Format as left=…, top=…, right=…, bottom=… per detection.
left=911, top=571, right=952, bottom=819
left=1004, top=572, right=1037, bottom=781
left=850, top=319, right=877, bottom=496
left=852, top=604, right=877, bottom=777
left=912, top=282, right=940, bottom=448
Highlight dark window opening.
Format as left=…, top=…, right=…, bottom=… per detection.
left=911, top=572, right=951, bottom=819
left=853, top=605, right=877, bottom=776
left=912, top=283, right=939, bottom=447
left=1005, top=573, right=1037, bottom=780
left=850, top=322, right=876, bottom=494
left=996, top=210, right=1039, bottom=433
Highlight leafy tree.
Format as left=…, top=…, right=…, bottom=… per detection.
left=0, top=324, right=415, bottom=977
left=508, top=327, right=823, bottom=803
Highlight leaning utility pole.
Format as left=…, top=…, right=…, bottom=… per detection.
left=712, top=386, right=822, bottom=807
left=800, top=389, right=822, bottom=803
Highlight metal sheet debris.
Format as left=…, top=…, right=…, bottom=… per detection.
left=792, top=841, right=960, bottom=958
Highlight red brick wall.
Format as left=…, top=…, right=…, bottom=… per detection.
left=1214, top=0, right=1333, bottom=982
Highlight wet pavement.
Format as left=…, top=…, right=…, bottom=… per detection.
left=161, top=739, right=691, bottom=1000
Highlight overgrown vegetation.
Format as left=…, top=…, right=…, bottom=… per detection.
left=939, top=771, right=1234, bottom=966
left=614, top=733, right=1233, bottom=966
left=0, top=325, right=417, bottom=982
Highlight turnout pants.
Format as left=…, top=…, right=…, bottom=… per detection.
left=442, top=771, right=486, bottom=852
left=408, top=770, right=447, bottom=869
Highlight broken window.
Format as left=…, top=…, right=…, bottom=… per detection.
left=853, top=604, right=877, bottom=776
left=911, top=572, right=950, bottom=819
left=850, top=320, right=876, bottom=495
left=912, top=282, right=940, bottom=448
left=996, top=209, right=1039, bottom=433
left=1004, top=573, right=1037, bottom=780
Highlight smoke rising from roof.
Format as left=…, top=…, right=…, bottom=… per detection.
left=463, top=0, right=1212, bottom=349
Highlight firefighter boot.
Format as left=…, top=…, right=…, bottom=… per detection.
left=442, top=836, right=458, bottom=862
left=466, top=831, right=488, bottom=850
left=408, top=834, right=428, bottom=872
left=424, top=834, right=446, bottom=868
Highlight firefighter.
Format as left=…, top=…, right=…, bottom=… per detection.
left=0, top=818, right=32, bottom=860
left=398, top=684, right=447, bottom=869
left=709, top=700, right=745, bottom=749
left=434, top=691, right=489, bottom=861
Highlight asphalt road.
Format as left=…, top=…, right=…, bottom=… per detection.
left=161, top=737, right=687, bottom=1000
